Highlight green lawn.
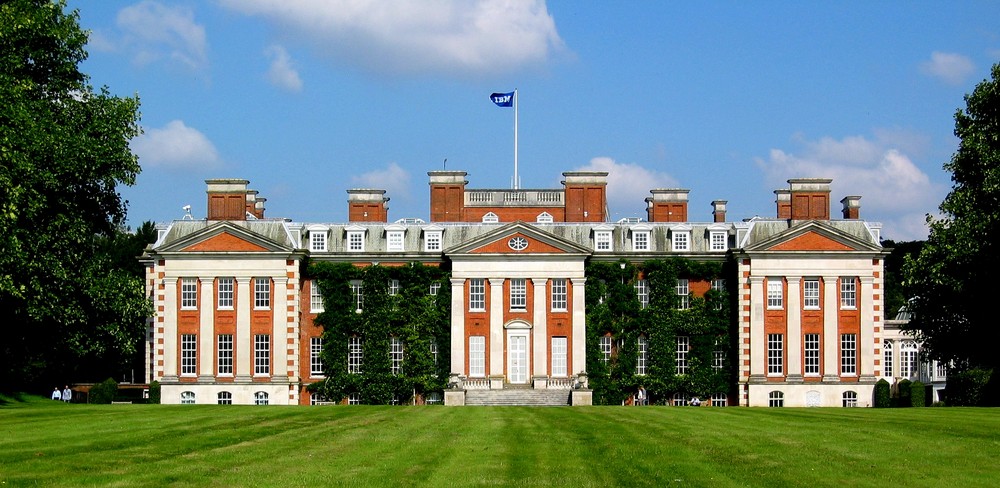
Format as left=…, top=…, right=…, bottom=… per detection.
left=1, top=396, right=997, bottom=487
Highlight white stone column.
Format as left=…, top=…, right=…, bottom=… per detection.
left=489, top=278, right=505, bottom=377
left=749, top=276, right=765, bottom=380
left=198, top=278, right=214, bottom=380
left=449, top=278, right=465, bottom=377
left=786, top=276, right=802, bottom=381
left=859, top=276, right=875, bottom=380
left=532, top=278, right=548, bottom=378
left=235, top=277, right=252, bottom=382
left=822, top=275, right=840, bottom=382
left=273, top=277, right=288, bottom=383
left=162, top=278, right=179, bottom=382
left=571, top=277, right=587, bottom=377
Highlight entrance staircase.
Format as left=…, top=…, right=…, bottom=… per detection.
left=465, top=387, right=571, bottom=406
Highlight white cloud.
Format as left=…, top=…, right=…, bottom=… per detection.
left=116, top=1, right=208, bottom=71
left=131, top=120, right=220, bottom=169
left=574, top=157, right=679, bottom=219
left=351, top=162, right=411, bottom=198
left=755, top=133, right=944, bottom=240
left=264, top=45, right=303, bottom=92
left=920, top=51, right=975, bottom=86
left=220, top=0, right=565, bottom=77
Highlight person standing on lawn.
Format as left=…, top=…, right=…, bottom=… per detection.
left=62, top=386, right=72, bottom=403
left=52, top=387, right=61, bottom=400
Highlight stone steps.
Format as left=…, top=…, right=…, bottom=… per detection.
left=465, top=388, right=571, bottom=406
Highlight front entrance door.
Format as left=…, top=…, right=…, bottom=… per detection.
left=508, top=334, right=528, bottom=384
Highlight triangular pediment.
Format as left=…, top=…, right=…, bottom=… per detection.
left=158, top=221, right=293, bottom=253
left=745, top=220, right=881, bottom=252
left=446, top=222, right=592, bottom=256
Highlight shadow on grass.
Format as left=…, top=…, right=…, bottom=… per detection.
left=0, top=392, right=35, bottom=406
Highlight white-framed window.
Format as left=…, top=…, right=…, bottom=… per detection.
left=310, top=393, right=328, bottom=405
left=594, top=230, right=612, bottom=251
left=429, top=282, right=441, bottom=296
left=676, top=279, right=689, bottom=310
left=551, top=279, right=567, bottom=311
left=599, top=335, right=613, bottom=365
left=840, top=277, right=857, bottom=309
left=713, top=349, right=725, bottom=370
left=217, top=334, right=233, bottom=376
left=350, top=280, right=363, bottom=312
left=310, top=231, right=327, bottom=252
left=709, top=231, right=727, bottom=251
left=217, top=278, right=234, bottom=309
left=254, top=391, right=269, bottom=406
left=347, top=230, right=364, bottom=252
left=180, top=334, right=196, bottom=376
left=672, top=231, right=690, bottom=251
left=676, top=336, right=689, bottom=375
left=181, top=391, right=195, bottom=404
left=632, top=231, right=650, bottom=251
left=386, top=230, right=404, bottom=252
left=804, top=333, right=820, bottom=376
left=429, top=339, right=439, bottom=366
left=310, top=280, right=324, bottom=313
left=803, top=279, right=820, bottom=310
left=254, top=278, right=270, bottom=310
left=766, top=279, right=783, bottom=309
left=388, top=279, right=400, bottom=297
left=711, top=278, right=725, bottom=310
left=900, top=341, right=917, bottom=378
left=217, top=391, right=232, bottom=405
left=767, top=334, right=783, bottom=375
left=509, top=279, right=526, bottom=310
left=424, top=231, right=442, bottom=252
left=348, top=336, right=363, bottom=374
left=536, top=212, right=553, bottom=223
left=935, top=361, right=948, bottom=379
left=254, top=334, right=270, bottom=376
left=637, top=335, right=648, bottom=375
left=883, top=340, right=894, bottom=378
left=390, top=337, right=404, bottom=375
left=768, top=391, right=784, bottom=407
left=552, top=337, right=567, bottom=377
left=841, top=334, right=857, bottom=375
left=180, top=278, right=197, bottom=310
left=469, top=336, right=486, bottom=377
left=842, top=391, right=858, bottom=407
left=711, top=393, right=728, bottom=407
left=347, top=392, right=361, bottom=405
left=482, top=212, right=499, bottom=223
left=672, top=392, right=687, bottom=406
left=469, top=278, right=485, bottom=311
left=636, top=279, right=649, bottom=309
left=310, top=337, right=324, bottom=377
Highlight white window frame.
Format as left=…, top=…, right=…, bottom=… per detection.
left=217, top=334, right=233, bottom=376
left=217, top=391, right=232, bottom=405
left=469, top=278, right=485, bottom=312
left=767, top=334, right=783, bottom=376
left=768, top=391, right=784, bottom=407
left=676, top=278, right=689, bottom=310
left=254, top=334, right=270, bottom=376
left=390, top=337, right=404, bottom=375
left=709, top=231, right=727, bottom=251
left=254, top=391, right=269, bottom=406
left=509, top=278, right=526, bottom=311
left=841, top=333, right=857, bottom=376
left=429, top=339, right=439, bottom=366
left=551, top=279, right=567, bottom=311
left=180, top=278, right=198, bottom=310
left=310, top=230, right=327, bottom=252
left=636, top=279, right=649, bottom=309
left=482, top=212, right=499, bottom=223
left=348, top=336, right=363, bottom=374
left=711, top=393, right=728, bottom=407
left=386, top=229, right=405, bottom=252
left=181, top=391, right=195, bottom=404
left=388, top=279, right=400, bottom=297
left=883, top=340, right=894, bottom=378
left=217, top=278, right=234, bottom=310
left=310, top=280, right=324, bottom=313
left=804, top=333, right=820, bottom=376
left=803, top=279, right=820, bottom=310
left=552, top=337, right=568, bottom=377
left=767, top=279, right=783, bottom=309
left=672, top=230, right=690, bottom=252
left=842, top=391, right=858, bottom=407
left=469, top=336, right=486, bottom=377
left=350, top=280, right=363, bottom=313
left=536, top=212, right=553, bottom=223
left=254, top=278, right=270, bottom=310
left=310, top=337, right=324, bottom=377
left=672, top=392, right=687, bottom=406
left=900, top=341, right=918, bottom=378
left=347, top=392, right=361, bottom=405
left=423, top=228, right=443, bottom=252
left=840, top=277, right=857, bottom=309
left=676, top=335, right=689, bottom=375
left=637, top=335, right=648, bottom=375
left=346, top=228, right=365, bottom=252
left=594, top=230, right=612, bottom=252
left=713, top=349, right=725, bottom=370
left=429, top=282, right=441, bottom=296
left=599, top=335, right=613, bottom=365
left=711, top=278, right=725, bottom=310
left=632, top=230, right=650, bottom=251
left=180, top=334, right=196, bottom=376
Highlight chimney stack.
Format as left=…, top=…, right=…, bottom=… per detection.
left=245, top=190, right=266, bottom=219
left=347, top=189, right=389, bottom=222
left=206, top=179, right=249, bottom=221
left=774, top=189, right=791, bottom=219
left=645, top=188, right=689, bottom=222
left=711, top=200, right=727, bottom=223
left=563, top=171, right=609, bottom=222
left=788, top=178, right=832, bottom=220
left=841, top=195, right=861, bottom=219
left=428, top=171, right=468, bottom=222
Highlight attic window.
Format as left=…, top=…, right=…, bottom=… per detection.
left=536, top=212, right=553, bottom=223
left=482, top=212, right=499, bottom=223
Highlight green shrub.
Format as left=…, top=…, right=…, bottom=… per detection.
left=910, top=381, right=926, bottom=407
left=148, top=381, right=160, bottom=404
left=946, top=368, right=992, bottom=406
left=89, top=378, right=118, bottom=404
left=873, top=379, right=891, bottom=408
left=897, top=379, right=912, bottom=408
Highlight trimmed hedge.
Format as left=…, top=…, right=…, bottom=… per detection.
left=89, top=378, right=118, bottom=404
left=910, top=381, right=926, bottom=407
left=148, top=381, right=160, bottom=404
left=896, top=379, right=912, bottom=408
left=873, top=378, right=891, bottom=408
left=946, top=368, right=992, bottom=406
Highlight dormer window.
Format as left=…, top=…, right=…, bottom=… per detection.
left=630, top=224, right=652, bottom=252
left=710, top=231, right=726, bottom=251
left=422, top=225, right=444, bottom=252
left=592, top=224, right=614, bottom=252
left=310, top=230, right=327, bottom=252
left=384, top=224, right=406, bottom=252
left=536, top=212, right=553, bottom=223
left=482, top=212, right=499, bottom=223
left=671, top=225, right=692, bottom=252
left=345, top=225, right=365, bottom=252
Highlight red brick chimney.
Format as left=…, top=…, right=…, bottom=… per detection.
left=563, top=171, right=608, bottom=222
left=774, top=189, right=791, bottom=219
left=428, top=171, right=467, bottom=222
left=841, top=195, right=861, bottom=219
left=711, top=200, right=727, bottom=223
left=206, top=179, right=249, bottom=221
left=245, top=190, right=265, bottom=219
left=645, top=189, right=689, bottom=223
left=347, top=189, right=389, bottom=222
left=788, top=178, right=832, bottom=220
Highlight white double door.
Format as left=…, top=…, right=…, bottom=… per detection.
left=507, top=331, right=529, bottom=384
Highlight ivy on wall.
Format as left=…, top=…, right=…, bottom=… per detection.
left=585, top=258, right=736, bottom=405
left=305, top=261, right=451, bottom=404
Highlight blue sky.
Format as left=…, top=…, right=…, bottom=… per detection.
left=70, top=1, right=1000, bottom=240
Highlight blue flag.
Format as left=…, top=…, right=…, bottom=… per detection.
left=490, top=91, right=514, bottom=107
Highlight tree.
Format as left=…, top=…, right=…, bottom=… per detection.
left=0, top=0, right=148, bottom=390
left=903, top=63, right=1000, bottom=405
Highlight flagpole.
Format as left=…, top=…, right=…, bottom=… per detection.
left=513, top=88, right=519, bottom=190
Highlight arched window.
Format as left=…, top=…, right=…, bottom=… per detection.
left=254, top=391, right=269, bottom=406
left=180, top=391, right=195, bottom=404
left=536, top=212, right=553, bottom=223
left=217, top=391, right=232, bottom=405
left=883, top=340, right=894, bottom=378
left=482, top=212, right=499, bottom=223
left=900, top=341, right=918, bottom=378
left=842, top=391, right=858, bottom=407
left=672, top=392, right=687, bottom=406
left=711, top=393, right=728, bottom=407
left=348, top=392, right=361, bottom=405
left=768, top=391, right=784, bottom=407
